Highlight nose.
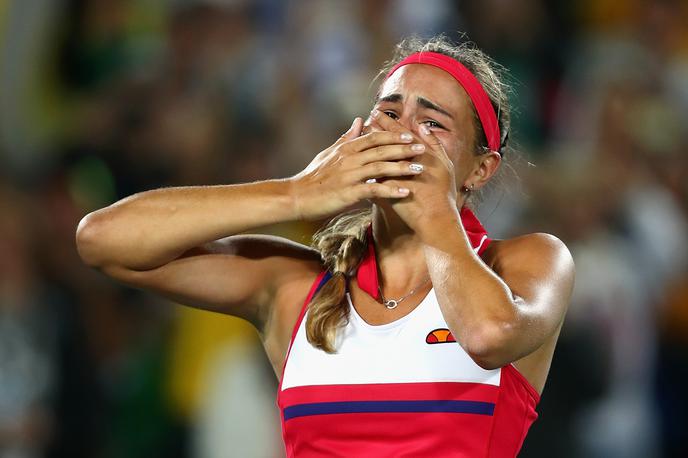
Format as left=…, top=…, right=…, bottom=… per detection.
left=396, top=110, right=422, bottom=136
left=397, top=105, right=420, bottom=134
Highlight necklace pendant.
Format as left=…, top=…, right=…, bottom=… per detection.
left=384, top=299, right=398, bottom=309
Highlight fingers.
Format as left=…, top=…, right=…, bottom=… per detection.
left=371, top=109, right=411, bottom=135
left=350, top=160, right=424, bottom=182
left=370, top=110, right=445, bottom=158
left=347, top=130, right=414, bottom=152
left=335, top=117, right=364, bottom=146
left=355, top=143, right=425, bottom=165
left=419, top=124, right=442, bottom=149
left=355, top=180, right=411, bottom=200
left=418, top=124, right=454, bottom=169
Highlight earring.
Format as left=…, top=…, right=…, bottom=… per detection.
left=461, top=183, right=475, bottom=193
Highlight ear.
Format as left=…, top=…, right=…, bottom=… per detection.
left=466, top=151, right=501, bottom=190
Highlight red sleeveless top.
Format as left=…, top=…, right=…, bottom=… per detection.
left=277, top=209, right=540, bottom=457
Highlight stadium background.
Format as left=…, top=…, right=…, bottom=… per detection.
left=1, top=0, right=687, bottom=457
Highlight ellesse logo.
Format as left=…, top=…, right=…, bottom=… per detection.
left=426, top=328, right=457, bottom=344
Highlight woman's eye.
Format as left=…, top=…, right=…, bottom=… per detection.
left=383, top=111, right=399, bottom=120
left=423, top=120, right=443, bottom=129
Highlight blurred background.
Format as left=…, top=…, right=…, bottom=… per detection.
left=1, top=0, right=687, bottom=457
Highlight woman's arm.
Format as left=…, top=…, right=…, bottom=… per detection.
left=422, top=222, right=574, bottom=370
left=75, top=120, right=424, bottom=330
left=367, top=110, right=574, bottom=370
left=76, top=180, right=321, bottom=328
left=76, top=180, right=298, bottom=271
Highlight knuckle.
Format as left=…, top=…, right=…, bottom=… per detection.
left=367, top=145, right=381, bottom=156
left=392, top=144, right=408, bottom=156
left=358, top=139, right=371, bottom=150
left=380, top=131, right=395, bottom=143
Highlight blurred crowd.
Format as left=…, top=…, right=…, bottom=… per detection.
left=1, top=0, right=687, bottom=457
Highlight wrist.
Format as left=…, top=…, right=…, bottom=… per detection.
left=285, top=176, right=306, bottom=221
left=416, top=207, right=462, bottom=245
left=239, top=178, right=304, bottom=223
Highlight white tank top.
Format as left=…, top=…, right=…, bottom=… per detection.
left=281, top=286, right=501, bottom=389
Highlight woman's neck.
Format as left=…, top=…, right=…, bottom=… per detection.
left=371, top=204, right=430, bottom=294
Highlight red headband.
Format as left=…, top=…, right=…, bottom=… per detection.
left=385, top=51, right=501, bottom=153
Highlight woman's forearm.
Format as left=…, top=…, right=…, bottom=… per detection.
left=75, top=125, right=416, bottom=272
left=418, top=216, right=523, bottom=368
left=76, top=179, right=298, bottom=271
left=419, top=216, right=572, bottom=370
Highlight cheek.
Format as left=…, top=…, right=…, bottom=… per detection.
left=438, top=136, right=474, bottom=179
left=435, top=134, right=461, bottom=164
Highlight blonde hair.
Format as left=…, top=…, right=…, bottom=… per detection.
left=305, top=208, right=372, bottom=353
left=305, top=35, right=512, bottom=353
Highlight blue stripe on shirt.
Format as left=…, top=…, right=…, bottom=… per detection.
left=283, top=399, right=495, bottom=420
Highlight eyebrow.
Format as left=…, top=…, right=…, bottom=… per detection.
left=377, top=93, right=403, bottom=104
left=417, top=96, right=454, bottom=119
left=376, top=93, right=454, bottom=119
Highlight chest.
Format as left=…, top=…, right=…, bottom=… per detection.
left=280, top=288, right=501, bottom=390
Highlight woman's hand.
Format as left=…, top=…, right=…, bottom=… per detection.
left=289, top=117, right=427, bottom=221
left=364, top=110, right=463, bottom=235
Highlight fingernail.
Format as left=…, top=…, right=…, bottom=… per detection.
left=420, top=125, right=431, bottom=135
left=409, top=163, right=423, bottom=173
left=371, top=109, right=380, bottom=118
left=400, top=132, right=413, bottom=142
left=411, top=143, right=425, bottom=152
left=398, top=187, right=410, bottom=195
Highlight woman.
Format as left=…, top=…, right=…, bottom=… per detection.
left=76, top=36, right=574, bottom=457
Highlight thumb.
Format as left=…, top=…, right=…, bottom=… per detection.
left=420, top=124, right=442, bottom=147
left=336, top=117, right=363, bottom=145
left=420, top=124, right=447, bottom=158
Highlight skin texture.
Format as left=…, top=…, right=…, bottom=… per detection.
left=76, top=63, right=574, bottom=395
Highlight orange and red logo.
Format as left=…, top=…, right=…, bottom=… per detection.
left=425, top=328, right=456, bottom=344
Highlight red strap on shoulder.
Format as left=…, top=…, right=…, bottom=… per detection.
left=356, top=208, right=492, bottom=299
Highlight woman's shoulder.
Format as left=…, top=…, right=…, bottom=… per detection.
left=483, top=232, right=574, bottom=276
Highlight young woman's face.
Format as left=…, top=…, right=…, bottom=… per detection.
left=369, top=64, right=483, bottom=186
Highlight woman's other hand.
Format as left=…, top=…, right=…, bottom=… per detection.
left=363, top=110, right=461, bottom=235
left=289, top=117, right=426, bottom=221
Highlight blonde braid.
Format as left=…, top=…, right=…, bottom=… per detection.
left=306, top=208, right=372, bottom=353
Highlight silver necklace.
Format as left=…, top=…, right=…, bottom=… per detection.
left=378, top=277, right=431, bottom=309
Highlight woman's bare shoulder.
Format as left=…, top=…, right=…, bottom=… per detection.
left=483, top=232, right=573, bottom=274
